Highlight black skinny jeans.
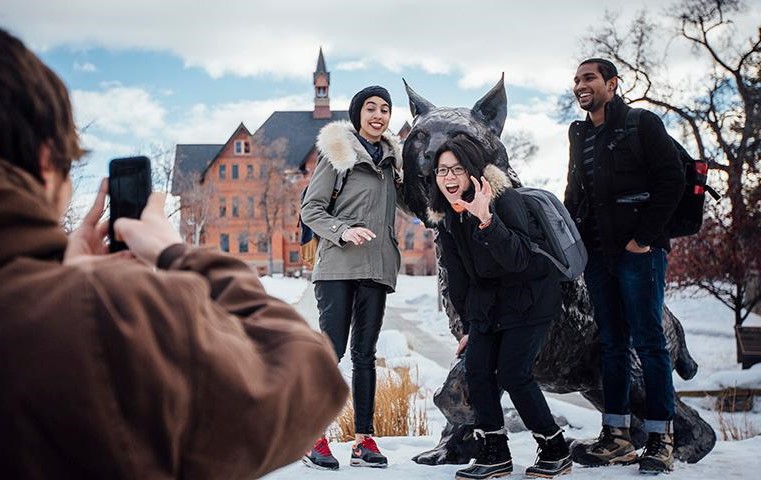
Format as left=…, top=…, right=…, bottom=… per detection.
left=315, top=280, right=387, bottom=435
left=465, top=321, right=558, bottom=436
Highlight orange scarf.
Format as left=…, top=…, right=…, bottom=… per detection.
left=451, top=202, right=466, bottom=214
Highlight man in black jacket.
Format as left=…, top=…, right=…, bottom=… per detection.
left=564, top=58, right=685, bottom=474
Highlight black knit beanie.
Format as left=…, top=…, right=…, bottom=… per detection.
left=348, top=85, right=392, bottom=132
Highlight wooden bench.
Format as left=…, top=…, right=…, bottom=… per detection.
left=678, top=388, right=761, bottom=412
left=736, top=325, right=761, bottom=369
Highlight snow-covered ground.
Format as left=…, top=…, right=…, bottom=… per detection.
left=259, top=275, right=761, bottom=479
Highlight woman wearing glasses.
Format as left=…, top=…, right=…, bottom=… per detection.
left=428, top=134, right=571, bottom=480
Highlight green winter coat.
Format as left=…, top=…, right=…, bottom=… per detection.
left=300, top=121, right=403, bottom=291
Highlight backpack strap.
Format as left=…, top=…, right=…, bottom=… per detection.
left=299, top=168, right=351, bottom=229
left=625, top=107, right=645, bottom=164
left=327, top=169, right=351, bottom=213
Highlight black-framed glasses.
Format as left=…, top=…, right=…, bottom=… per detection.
left=434, top=165, right=467, bottom=177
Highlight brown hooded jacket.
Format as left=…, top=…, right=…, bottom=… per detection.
left=0, top=158, right=348, bottom=479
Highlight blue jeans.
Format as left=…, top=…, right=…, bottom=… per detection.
left=584, top=249, right=674, bottom=434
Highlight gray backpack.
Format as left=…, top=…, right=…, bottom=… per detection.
left=516, top=187, right=588, bottom=281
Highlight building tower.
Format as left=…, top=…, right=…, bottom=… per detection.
left=313, top=47, right=331, bottom=119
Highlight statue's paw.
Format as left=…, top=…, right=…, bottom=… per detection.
left=411, top=449, right=447, bottom=465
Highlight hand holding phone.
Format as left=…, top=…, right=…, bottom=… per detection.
left=63, top=178, right=112, bottom=265
left=108, top=156, right=151, bottom=252
left=113, top=192, right=184, bottom=266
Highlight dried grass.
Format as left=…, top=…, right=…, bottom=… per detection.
left=330, top=366, right=430, bottom=442
left=715, top=388, right=758, bottom=441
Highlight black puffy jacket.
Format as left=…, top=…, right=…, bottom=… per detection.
left=437, top=167, right=561, bottom=334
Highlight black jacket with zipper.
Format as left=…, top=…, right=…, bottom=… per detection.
left=436, top=167, right=561, bottom=334
left=564, top=95, right=685, bottom=254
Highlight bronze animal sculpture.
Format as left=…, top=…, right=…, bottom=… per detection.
left=400, top=76, right=716, bottom=465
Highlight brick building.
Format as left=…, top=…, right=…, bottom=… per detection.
left=172, top=50, right=435, bottom=276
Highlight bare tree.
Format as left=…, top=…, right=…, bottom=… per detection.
left=133, top=142, right=182, bottom=221
left=255, top=135, right=296, bottom=275
left=174, top=170, right=216, bottom=246
left=575, top=0, right=761, bottom=332
left=502, top=129, right=539, bottom=167
left=502, top=129, right=541, bottom=184
left=61, top=159, right=94, bottom=234
left=142, top=143, right=176, bottom=196
left=61, top=120, right=98, bottom=233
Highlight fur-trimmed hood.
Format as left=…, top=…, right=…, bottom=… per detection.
left=315, top=120, right=403, bottom=181
left=426, top=163, right=511, bottom=225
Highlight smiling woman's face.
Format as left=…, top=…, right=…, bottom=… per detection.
left=435, top=150, right=471, bottom=205
left=358, top=96, right=390, bottom=142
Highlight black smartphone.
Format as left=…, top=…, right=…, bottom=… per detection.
left=108, top=156, right=152, bottom=252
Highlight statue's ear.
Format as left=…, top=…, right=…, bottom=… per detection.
left=403, top=78, right=436, bottom=118
left=471, top=73, right=507, bottom=137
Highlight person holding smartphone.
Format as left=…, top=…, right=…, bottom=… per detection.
left=300, top=85, right=403, bottom=470
left=428, top=134, right=571, bottom=480
left=0, top=28, right=347, bottom=479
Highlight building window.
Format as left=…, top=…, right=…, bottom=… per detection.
left=219, top=197, right=226, bottom=217
left=232, top=164, right=239, bottom=180
left=220, top=233, right=229, bottom=252
left=238, top=231, right=249, bottom=253
left=232, top=197, right=239, bottom=217
left=219, top=164, right=226, bottom=180
left=423, top=229, right=434, bottom=247
left=234, top=140, right=250, bottom=155
left=257, top=234, right=268, bottom=253
left=246, top=164, right=254, bottom=179
left=316, top=86, right=328, bottom=98
left=247, top=196, right=255, bottom=217
left=289, top=251, right=300, bottom=263
left=405, top=231, right=415, bottom=250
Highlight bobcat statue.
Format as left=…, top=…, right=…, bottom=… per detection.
left=400, top=76, right=715, bottom=465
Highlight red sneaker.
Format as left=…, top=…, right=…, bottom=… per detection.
left=302, top=436, right=339, bottom=470
left=350, top=436, right=388, bottom=468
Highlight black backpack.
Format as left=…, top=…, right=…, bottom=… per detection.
left=624, top=108, right=720, bottom=238
left=298, top=170, right=349, bottom=268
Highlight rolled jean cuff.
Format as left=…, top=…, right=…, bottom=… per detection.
left=603, top=413, right=631, bottom=428
left=644, top=420, right=672, bottom=434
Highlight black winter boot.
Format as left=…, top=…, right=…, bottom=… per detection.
left=455, top=428, right=512, bottom=480
left=525, top=429, right=572, bottom=478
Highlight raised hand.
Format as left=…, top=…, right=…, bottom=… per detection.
left=64, top=178, right=132, bottom=266
left=455, top=334, right=469, bottom=357
left=453, top=176, right=493, bottom=224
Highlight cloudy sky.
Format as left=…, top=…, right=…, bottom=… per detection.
left=3, top=0, right=759, bottom=197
